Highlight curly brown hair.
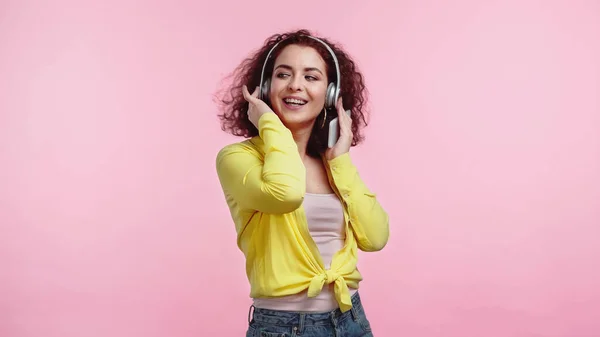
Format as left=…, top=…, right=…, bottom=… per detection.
left=215, top=29, right=370, bottom=157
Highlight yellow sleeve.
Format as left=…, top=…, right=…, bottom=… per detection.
left=327, top=153, right=389, bottom=251
left=216, top=113, right=306, bottom=214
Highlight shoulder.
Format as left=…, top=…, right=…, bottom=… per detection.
left=216, top=137, right=264, bottom=164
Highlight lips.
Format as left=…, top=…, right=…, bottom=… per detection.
left=283, top=97, right=308, bottom=106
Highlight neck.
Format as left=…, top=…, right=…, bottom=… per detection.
left=290, top=123, right=316, bottom=160
left=292, top=130, right=311, bottom=160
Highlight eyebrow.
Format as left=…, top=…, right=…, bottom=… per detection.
left=274, top=64, right=324, bottom=75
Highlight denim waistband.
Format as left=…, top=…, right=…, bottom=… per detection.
left=249, top=291, right=365, bottom=327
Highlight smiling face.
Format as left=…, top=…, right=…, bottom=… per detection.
left=268, top=44, right=329, bottom=131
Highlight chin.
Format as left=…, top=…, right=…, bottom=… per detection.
left=277, top=111, right=318, bottom=129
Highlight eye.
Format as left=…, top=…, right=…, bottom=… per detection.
left=305, top=75, right=318, bottom=81
left=276, top=73, right=290, bottom=78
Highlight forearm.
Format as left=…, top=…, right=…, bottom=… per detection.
left=216, top=113, right=306, bottom=214
left=327, top=153, right=389, bottom=251
left=258, top=113, right=305, bottom=195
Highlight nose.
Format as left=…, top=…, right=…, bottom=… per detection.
left=287, top=75, right=302, bottom=92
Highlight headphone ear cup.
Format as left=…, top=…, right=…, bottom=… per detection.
left=325, top=82, right=336, bottom=109
left=261, top=78, right=271, bottom=102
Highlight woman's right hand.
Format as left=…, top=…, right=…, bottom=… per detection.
left=243, top=85, right=275, bottom=128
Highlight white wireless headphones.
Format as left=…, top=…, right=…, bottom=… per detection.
left=258, top=35, right=341, bottom=110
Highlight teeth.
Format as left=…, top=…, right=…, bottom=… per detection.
left=284, top=98, right=307, bottom=105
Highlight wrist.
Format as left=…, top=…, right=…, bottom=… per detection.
left=325, top=150, right=348, bottom=161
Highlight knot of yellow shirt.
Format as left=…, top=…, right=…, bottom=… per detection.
left=307, top=270, right=353, bottom=312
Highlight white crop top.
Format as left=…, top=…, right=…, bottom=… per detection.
left=252, top=192, right=358, bottom=312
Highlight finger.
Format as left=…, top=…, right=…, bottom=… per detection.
left=339, top=110, right=353, bottom=136
left=345, top=109, right=352, bottom=123
left=337, top=97, right=348, bottom=117
left=336, top=97, right=344, bottom=116
left=242, top=85, right=251, bottom=101
left=243, top=85, right=259, bottom=103
left=338, top=106, right=351, bottom=125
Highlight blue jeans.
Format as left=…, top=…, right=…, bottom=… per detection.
left=246, top=292, right=374, bottom=337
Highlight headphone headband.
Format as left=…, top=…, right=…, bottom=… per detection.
left=258, top=34, right=341, bottom=108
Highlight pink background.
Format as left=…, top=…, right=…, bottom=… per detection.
left=1, top=0, right=599, bottom=336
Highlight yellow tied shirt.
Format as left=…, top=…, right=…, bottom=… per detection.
left=215, top=113, right=389, bottom=312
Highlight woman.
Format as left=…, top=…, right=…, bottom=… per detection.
left=215, top=29, right=389, bottom=337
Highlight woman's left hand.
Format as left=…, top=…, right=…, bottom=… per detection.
left=325, top=97, right=353, bottom=161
